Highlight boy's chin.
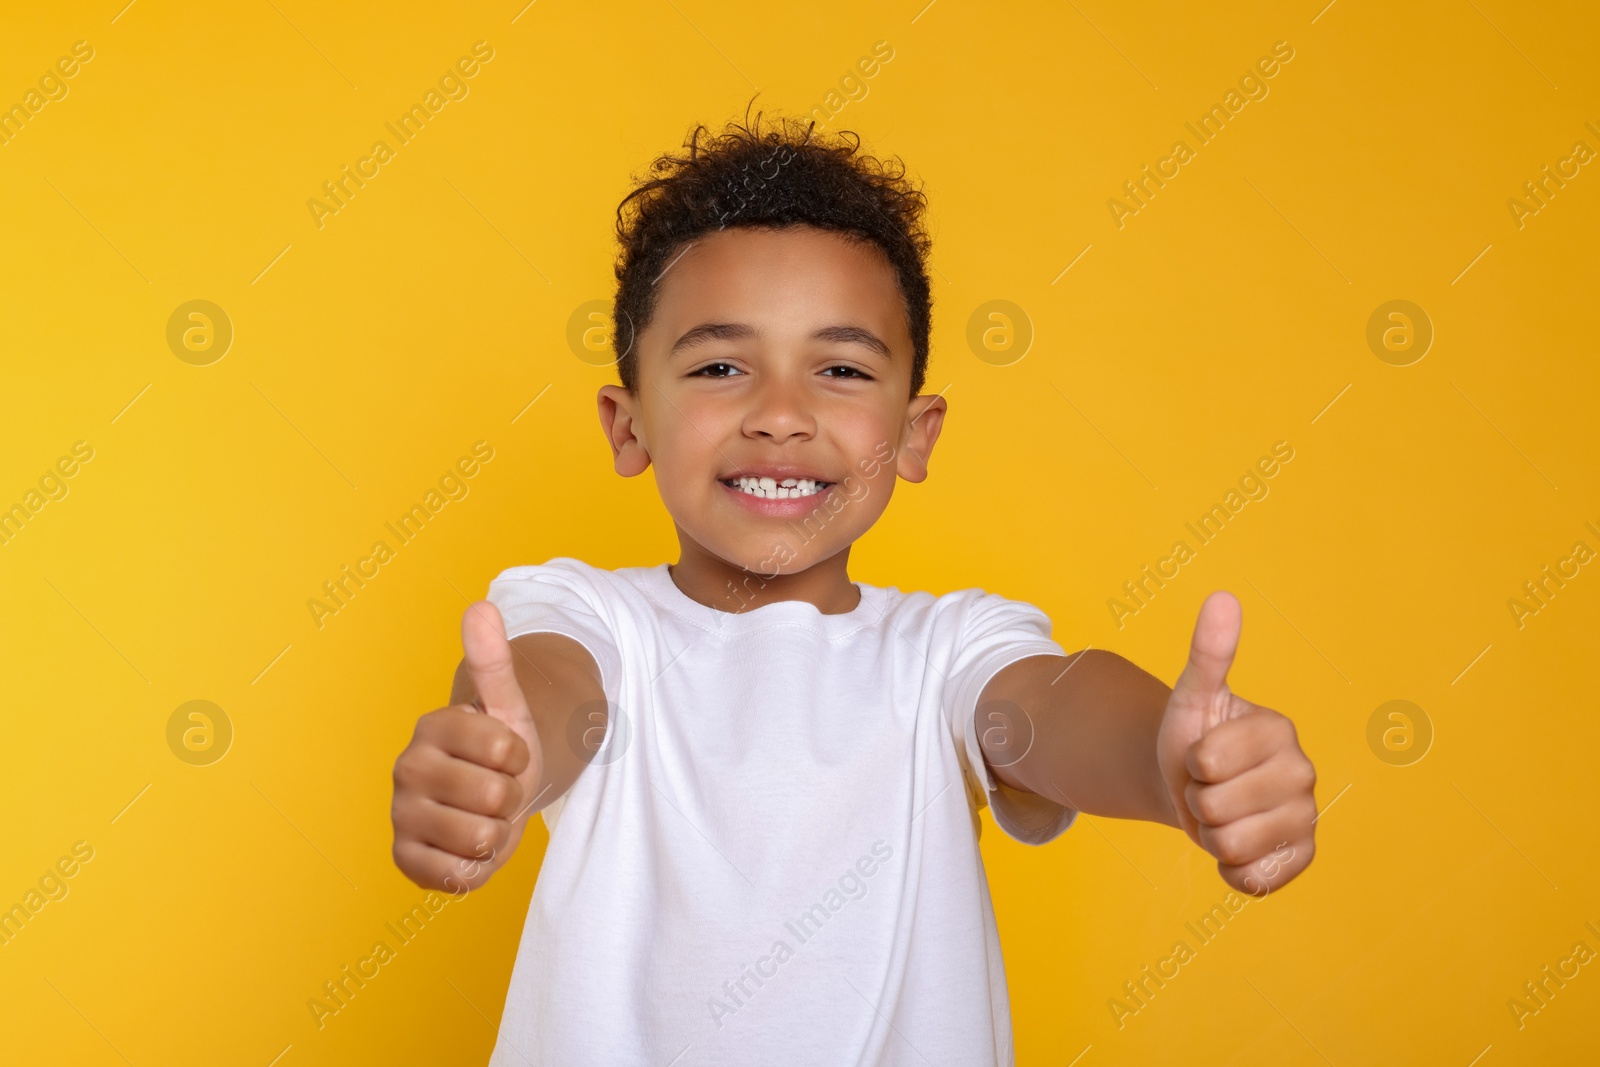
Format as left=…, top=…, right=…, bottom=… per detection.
left=695, top=536, right=825, bottom=579
left=727, top=543, right=806, bottom=578
left=672, top=512, right=858, bottom=578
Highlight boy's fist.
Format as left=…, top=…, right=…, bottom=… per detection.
left=1155, top=591, right=1317, bottom=895
left=391, top=601, right=544, bottom=892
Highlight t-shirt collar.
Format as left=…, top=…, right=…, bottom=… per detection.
left=637, top=563, right=884, bottom=637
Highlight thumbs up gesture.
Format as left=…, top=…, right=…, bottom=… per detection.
left=1155, top=591, right=1318, bottom=895
left=391, top=600, right=542, bottom=893
left=460, top=599, right=545, bottom=809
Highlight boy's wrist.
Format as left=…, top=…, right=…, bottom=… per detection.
left=1152, top=758, right=1184, bottom=830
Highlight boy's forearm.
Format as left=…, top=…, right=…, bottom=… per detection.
left=977, top=650, right=1181, bottom=827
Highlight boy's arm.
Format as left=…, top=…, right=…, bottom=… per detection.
left=975, top=591, right=1317, bottom=894
left=977, top=649, right=1181, bottom=826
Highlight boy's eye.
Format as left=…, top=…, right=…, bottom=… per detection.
left=822, top=365, right=872, bottom=380
left=689, top=362, right=743, bottom=378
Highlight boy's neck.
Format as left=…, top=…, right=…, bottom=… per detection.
left=668, top=536, right=862, bottom=616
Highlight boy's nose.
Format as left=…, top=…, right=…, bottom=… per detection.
left=742, top=381, right=816, bottom=443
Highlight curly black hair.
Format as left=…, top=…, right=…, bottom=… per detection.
left=610, top=97, right=933, bottom=398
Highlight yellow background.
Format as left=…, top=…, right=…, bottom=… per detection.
left=2, top=0, right=1596, bottom=1062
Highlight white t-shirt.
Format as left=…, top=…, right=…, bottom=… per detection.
left=484, top=557, right=1076, bottom=1067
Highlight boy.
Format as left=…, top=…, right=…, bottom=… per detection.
left=391, top=108, right=1317, bottom=1065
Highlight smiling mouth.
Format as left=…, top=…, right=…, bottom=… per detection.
left=720, top=475, right=833, bottom=500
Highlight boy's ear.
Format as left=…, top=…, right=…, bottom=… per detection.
left=596, top=385, right=652, bottom=477
left=896, top=392, right=947, bottom=483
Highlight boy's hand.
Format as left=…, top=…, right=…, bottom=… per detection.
left=1155, top=591, right=1317, bottom=895
left=391, top=601, right=543, bottom=892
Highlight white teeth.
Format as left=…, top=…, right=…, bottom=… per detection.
left=726, top=475, right=828, bottom=500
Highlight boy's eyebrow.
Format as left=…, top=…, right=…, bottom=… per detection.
left=669, top=322, right=892, bottom=360
left=814, top=325, right=892, bottom=360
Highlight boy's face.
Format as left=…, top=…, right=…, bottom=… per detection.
left=597, top=224, right=946, bottom=577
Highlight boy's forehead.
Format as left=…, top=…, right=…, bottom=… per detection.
left=645, top=226, right=910, bottom=348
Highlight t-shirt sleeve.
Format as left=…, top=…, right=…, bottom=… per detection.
left=943, top=590, right=1078, bottom=847
left=484, top=558, right=624, bottom=707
